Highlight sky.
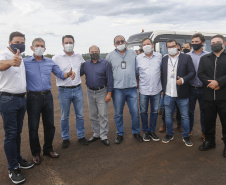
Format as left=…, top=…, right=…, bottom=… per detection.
left=0, top=0, right=226, bottom=55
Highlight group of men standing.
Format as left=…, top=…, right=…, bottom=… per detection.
left=0, top=31, right=226, bottom=184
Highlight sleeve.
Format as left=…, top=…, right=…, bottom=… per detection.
left=182, top=55, right=196, bottom=83
left=198, top=56, right=211, bottom=86
left=0, top=53, right=7, bottom=60
left=52, top=61, right=65, bottom=80
left=106, top=61, right=113, bottom=92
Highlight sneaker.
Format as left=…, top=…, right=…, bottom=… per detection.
left=162, top=134, right=174, bottom=143
left=143, top=133, right=150, bottom=142
left=18, top=159, right=34, bottom=169
left=78, top=137, right=89, bottom=145
left=183, top=136, right=193, bottom=147
left=149, top=132, right=160, bottom=141
left=62, top=139, right=70, bottom=148
left=9, top=168, right=25, bottom=184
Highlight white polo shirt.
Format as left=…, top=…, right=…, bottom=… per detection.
left=0, top=48, right=26, bottom=93
left=52, top=51, right=85, bottom=87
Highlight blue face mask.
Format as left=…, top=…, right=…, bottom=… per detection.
left=10, top=43, right=25, bottom=53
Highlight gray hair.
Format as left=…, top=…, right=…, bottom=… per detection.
left=32, top=38, right=45, bottom=47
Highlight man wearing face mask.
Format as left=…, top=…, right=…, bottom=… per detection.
left=136, top=38, right=162, bottom=142
left=80, top=45, right=113, bottom=146
left=183, top=42, right=192, bottom=54
left=24, top=38, right=75, bottom=164
left=198, top=34, right=226, bottom=157
left=0, top=31, right=34, bottom=184
left=187, top=33, right=209, bottom=140
left=106, top=35, right=143, bottom=144
left=52, top=35, right=88, bottom=148
left=161, top=39, right=196, bottom=147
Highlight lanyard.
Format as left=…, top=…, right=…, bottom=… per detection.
left=169, top=57, right=178, bottom=72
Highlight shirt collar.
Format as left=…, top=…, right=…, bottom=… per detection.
left=61, top=51, right=77, bottom=57
left=89, top=57, right=103, bottom=63
left=142, top=52, right=155, bottom=59
left=31, top=55, right=47, bottom=61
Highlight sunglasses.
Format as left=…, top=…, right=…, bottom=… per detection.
left=115, top=40, right=125, bottom=45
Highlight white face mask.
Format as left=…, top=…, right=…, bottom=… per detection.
left=34, top=47, right=45, bottom=57
left=116, top=44, right=126, bottom=51
left=143, top=45, right=153, bottom=55
left=64, top=44, right=74, bottom=53
left=168, top=48, right=178, bottom=56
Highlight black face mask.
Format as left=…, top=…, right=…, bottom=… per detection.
left=183, top=49, right=190, bottom=53
left=192, top=43, right=203, bottom=51
left=10, top=43, right=25, bottom=53
left=211, top=43, right=223, bottom=53
left=90, top=53, right=100, bottom=61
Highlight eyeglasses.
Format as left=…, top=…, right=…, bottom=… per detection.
left=115, top=40, right=125, bottom=45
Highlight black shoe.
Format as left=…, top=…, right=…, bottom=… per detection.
left=223, top=147, right=226, bottom=157
left=88, top=137, right=100, bottom=143
left=9, top=168, right=25, bottom=184
left=143, top=133, right=150, bottom=142
left=162, top=134, right=174, bottom=143
left=183, top=136, right=193, bottom=147
left=78, top=137, right=89, bottom=145
left=102, top=139, right=110, bottom=146
left=18, top=159, right=34, bottom=169
left=133, top=134, right=143, bottom=142
left=149, top=132, right=160, bottom=141
left=115, top=135, right=123, bottom=144
left=62, top=139, right=70, bottom=148
left=199, top=141, right=216, bottom=151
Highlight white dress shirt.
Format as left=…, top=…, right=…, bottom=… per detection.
left=52, top=51, right=85, bottom=87
left=165, top=54, right=180, bottom=97
left=0, top=48, right=26, bottom=93
left=136, top=52, right=162, bottom=95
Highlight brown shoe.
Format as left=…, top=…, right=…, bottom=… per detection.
left=202, top=133, right=205, bottom=141
left=159, top=124, right=166, bottom=132
left=158, top=110, right=162, bottom=115
left=44, top=151, right=59, bottom=158
left=189, top=131, right=192, bottom=136
left=33, top=155, right=41, bottom=165
left=177, top=124, right=183, bottom=132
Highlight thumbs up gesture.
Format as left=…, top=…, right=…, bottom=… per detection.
left=11, top=49, right=22, bottom=67
left=67, top=67, right=76, bottom=80
left=176, top=76, right=183, bottom=85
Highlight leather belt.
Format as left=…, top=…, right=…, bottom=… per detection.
left=59, top=84, right=81, bottom=89
left=191, top=86, right=203, bottom=89
left=0, top=92, right=26, bottom=97
left=88, top=85, right=107, bottom=91
left=27, top=90, right=50, bottom=95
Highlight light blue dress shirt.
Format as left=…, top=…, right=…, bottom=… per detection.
left=136, top=52, right=162, bottom=95
left=187, top=50, right=209, bottom=87
left=23, top=55, right=65, bottom=91
left=106, top=48, right=137, bottom=89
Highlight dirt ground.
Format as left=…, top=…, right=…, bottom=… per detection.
left=0, top=75, right=225, bottom=185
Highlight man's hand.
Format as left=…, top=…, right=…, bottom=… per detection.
left=11, top=49, right=22, bottom=67
left=207, top=80, right=219, bottom=89
left=214, top=86, right=220, bottom=90
left=105, top=92, right=111, bottom=102
left=67, top=67, right=75, bottom=80
left=176, top=76, right=183, bottom=85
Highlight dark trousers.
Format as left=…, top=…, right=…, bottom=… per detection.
left=204, top=100, right=226, bottom=144
left=189, top=88, right=204, bottom=133
left=0, top=95, right=26, bottom=170
left=27, top=91, right=55, bottom=156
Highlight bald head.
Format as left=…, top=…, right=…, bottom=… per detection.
left=89, top=45, right=100, bottom=54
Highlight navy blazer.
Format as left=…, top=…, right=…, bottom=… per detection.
left=161, top=53, right=196, bottom=98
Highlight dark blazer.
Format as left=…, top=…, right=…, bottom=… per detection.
left=198, top=50, right=226, bottom=101
left=161, top=53, right=196, bottom=98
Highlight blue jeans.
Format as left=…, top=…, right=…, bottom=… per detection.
left=164, top=95, right=190, bottom=137
left=0, top=95, right=26, bottom=170
left=112, top=88, right=140, bottom=136
left=139, top=92, right=161, bottom=133
left=58, top=86, right=85, bottom=140
left=189, top=87, right=205, bottom=133
left=158, top=94, right=164, bottom=111
left=27, top=91, right=55, bottom=156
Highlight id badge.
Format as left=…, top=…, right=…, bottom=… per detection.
left=170, top=71, right=175, bottom=78
left=121, top=61, right=126, bottom=69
